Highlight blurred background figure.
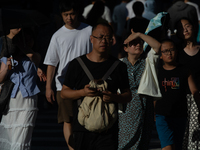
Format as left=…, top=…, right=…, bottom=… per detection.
left=86, top=1, right=107, bottom=26
left=168, top=0, right=198, bottom=37
left=112, top=0, right=129, bottom=38
left=112, top=0, right=130, bottom=58
left=82, top=0, right=112, bottom=26
left=127, top=1, right=149, bottom=34
left=184, top=0, right=200, bottom=22
left=154, top=0, right=173, bottom=14
left=142, top=0, right=157, bottom=20
left=126, top=0, right=146, bottom=20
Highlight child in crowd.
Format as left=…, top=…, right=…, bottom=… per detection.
left=124, top=30, right=200, bottom=150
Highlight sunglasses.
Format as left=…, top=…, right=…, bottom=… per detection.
left=124, top=39, right=144, bottom=47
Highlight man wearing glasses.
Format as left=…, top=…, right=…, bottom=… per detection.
left=61, top=23, right=131, bottom=150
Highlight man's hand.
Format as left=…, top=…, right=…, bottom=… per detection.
left=102, top=90, right=114, bottom=103
left=46, top=88, right=55, bottom=104
left=83, top=84, right=99, bottom=97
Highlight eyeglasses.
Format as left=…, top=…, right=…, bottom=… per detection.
left=161, top=49, right=175, bottom=55
left=92, top=35, right=113, bottom=43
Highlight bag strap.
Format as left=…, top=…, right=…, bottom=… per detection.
left=76, top=57, right=94, bottom=81
left=76, top=57, right=120, bottom=106
left=77, top=57, right=120, bottom=81
left=102, top=60, right=120, bottom=80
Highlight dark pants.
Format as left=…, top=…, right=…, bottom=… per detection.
left=74, top=131, right=118, bottom=150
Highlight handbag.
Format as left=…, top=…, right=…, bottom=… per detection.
left=137, top=48, right=162, bottom=99
left=76, top=57, right=119, bottom=132
left=0, top=79, right=14, bottom=114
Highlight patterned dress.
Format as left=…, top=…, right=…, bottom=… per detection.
left=182, top=94, right=200, bottom=150
left=118, top=57, right=154, bottom=150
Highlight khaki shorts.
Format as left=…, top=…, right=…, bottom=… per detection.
left=56, top=91, right=73, bottom=123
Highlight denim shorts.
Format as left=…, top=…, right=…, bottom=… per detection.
left=155, top=114, right=187, bottom=149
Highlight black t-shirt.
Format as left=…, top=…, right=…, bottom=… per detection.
left=178, top=49, right=200, bottom=90
left=63, top=55, right=130, bottom=133
left=155, top=65, right=189, bottom=117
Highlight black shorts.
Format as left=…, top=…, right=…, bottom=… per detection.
left=74, top=131, right=118, bottom=150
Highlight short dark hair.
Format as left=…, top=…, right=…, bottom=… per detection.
left=160, top=38, right=177, bottom=52
left=132, top=1, right=144, bottom=16
left=59, top=0, right=80, bottom=13
left=92, top=23, right=114, bottom=36
left=160, top=38, right=175, bottom=45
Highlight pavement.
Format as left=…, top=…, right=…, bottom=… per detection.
left=31, top=97, right=162, bottom=150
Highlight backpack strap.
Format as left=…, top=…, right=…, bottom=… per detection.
left=77, top=57, right=120, bottom=81
left=76, top=57, right=94, bottom=106
left=76, top=57, right=94, bottom=81
left=102, top=60, right=120, bottom=80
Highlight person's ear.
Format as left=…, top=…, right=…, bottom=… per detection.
left=124, top=46, right=128, bottom=52
left=160, top=55, right=163, bottom=59
left=90, top=35, right=93, bottom=44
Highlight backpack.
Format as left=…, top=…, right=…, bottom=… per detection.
left=76, top=57, right=120, bottom=132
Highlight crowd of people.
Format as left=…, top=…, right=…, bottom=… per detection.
left=0, top=0, right=200, bottom=150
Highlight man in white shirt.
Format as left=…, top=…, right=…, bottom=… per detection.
left=43, top=0, right=92, bottom=149
left=82, top=0, right=112, bottom=25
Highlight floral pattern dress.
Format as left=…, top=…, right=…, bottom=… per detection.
left=118, top=57, right=154, bottom=150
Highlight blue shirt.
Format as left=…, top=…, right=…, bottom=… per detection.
left=112, top=2, right=128, bottom=37
left=1, top=57, right=40, bottom=98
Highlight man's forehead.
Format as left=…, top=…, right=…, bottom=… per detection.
left=62, top=9, right=76, bottom=14
left=93, top=25, right=112, bottom=36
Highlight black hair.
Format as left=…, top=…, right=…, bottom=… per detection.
left=132, top=1, right=144, bottom=16
left=92, top=23, right=114, bottom=36
left=59, top=0, right=80, bottom=14
left=158, top=38, right=179, bottom=66
left=160, top=38, right=176, bottom=45
left=160, top=38, right=177, bottom=52
left=175, top=17, right=199, bottom=44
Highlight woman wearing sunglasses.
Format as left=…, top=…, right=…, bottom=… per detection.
left=118, top=30, right=160, bottom=150
left=119, top=29, right=200, bottom=150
